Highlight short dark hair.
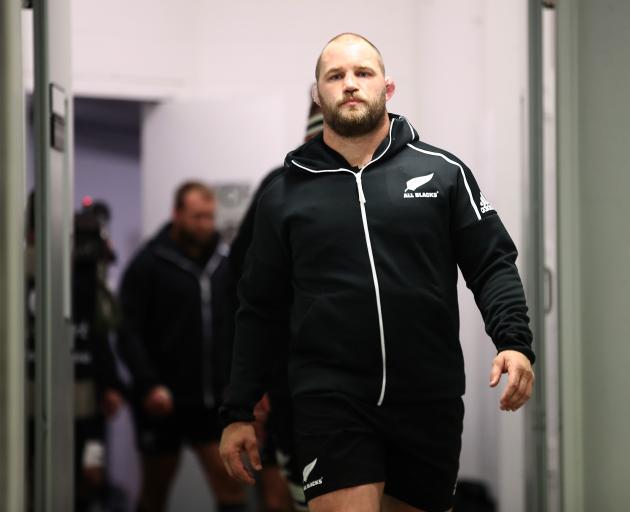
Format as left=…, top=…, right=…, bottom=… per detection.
left=315, top=33, right=385, bottom=80
left=174, top=181, right=215, bottom=210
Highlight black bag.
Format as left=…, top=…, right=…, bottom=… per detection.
left=453, top=480, right=496, bottom=512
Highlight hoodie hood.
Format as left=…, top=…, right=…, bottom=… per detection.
left=286, top=113, right=419, bottom=172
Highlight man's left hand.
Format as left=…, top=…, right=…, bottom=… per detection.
left=489, top=350, right=535, bottom=411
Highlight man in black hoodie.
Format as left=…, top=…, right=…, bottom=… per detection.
left=220, top=33, right=535, bottom=512
left=118, top=182, right=246, bottom=512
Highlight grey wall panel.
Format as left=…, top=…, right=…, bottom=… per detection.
left=32, top=0, right=75, bottom=509
left=0, top=0, right=26, bottom=510
left=557, top=0, right=630, bottom=510
left=577, top=0, right=630, bottom=509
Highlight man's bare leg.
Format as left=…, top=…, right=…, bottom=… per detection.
left=307, top=482, right=384, bottom=512
left=381, top=493, right=452, bottom=512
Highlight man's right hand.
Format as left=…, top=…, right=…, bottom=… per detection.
left=219, top=421, right=261, bottom=485
left=143, top=385, right=173, bottom=416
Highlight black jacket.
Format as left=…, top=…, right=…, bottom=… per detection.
left=229, top=166, right=293, bottom=409
left=118, top=224, right=236, bottom=407
left=230, top=167, right=285, bottom=278
left=222, top=114, right=534, bottom=424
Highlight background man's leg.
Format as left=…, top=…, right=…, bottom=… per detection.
left=137, top=451, right=181, bottom=512
left=193, top=442, right=248, bottom=511
left=258, top=465, right=293, bottom=512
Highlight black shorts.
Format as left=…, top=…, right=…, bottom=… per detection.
left=133, top=403, right=222, bottom=455
left=293, top=392, right=464, bottom=512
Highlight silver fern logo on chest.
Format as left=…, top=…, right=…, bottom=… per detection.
left=403, top=173, right=439, bottom=198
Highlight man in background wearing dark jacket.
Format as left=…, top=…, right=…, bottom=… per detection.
left=220, top=33, right=535, bottom=512
left=119, top=182, right=246, bottom=512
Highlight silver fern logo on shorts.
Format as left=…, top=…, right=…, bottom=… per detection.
left=303, top=458, right=318, bottom=483
left=303, top=458, right=324, bottom=490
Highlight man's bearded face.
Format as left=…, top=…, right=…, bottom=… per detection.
left=318, top=85, right=387, bottom=138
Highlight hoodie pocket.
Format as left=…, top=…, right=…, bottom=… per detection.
left=290, top=291, right=381, bottom=374
left=381, top=290, right=464, bottom=398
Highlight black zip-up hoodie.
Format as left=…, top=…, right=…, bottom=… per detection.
left=221, top=114, right=534, bottom=424
left=118, top=224, right=236, bottom=408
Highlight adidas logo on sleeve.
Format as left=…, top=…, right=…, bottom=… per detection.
left=479, top=193, right=494, bottom=214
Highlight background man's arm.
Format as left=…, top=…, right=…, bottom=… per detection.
left=117, top=253, right=167, bottom=412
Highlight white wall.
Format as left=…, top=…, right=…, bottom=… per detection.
left=22, top=1, right=200, bottom=98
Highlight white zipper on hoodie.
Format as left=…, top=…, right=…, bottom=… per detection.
left=290, top=120, right=395, bottom=406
